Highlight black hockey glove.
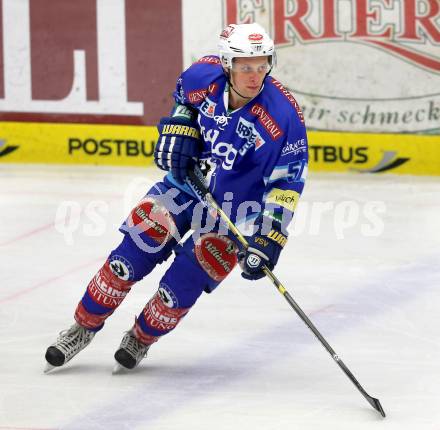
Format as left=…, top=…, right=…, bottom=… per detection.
left=154, top=107, right=203, bottom=184
left=239, top=216, right=288, bottom=281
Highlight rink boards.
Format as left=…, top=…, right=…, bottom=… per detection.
left=0, top=121, right=439, bottom=175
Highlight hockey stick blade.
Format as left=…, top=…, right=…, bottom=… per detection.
left=368, top=396, right=386, bottom=418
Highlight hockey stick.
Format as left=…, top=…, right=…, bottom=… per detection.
left=186, top=168, right=386, bottom=418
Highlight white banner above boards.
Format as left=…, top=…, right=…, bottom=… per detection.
left=182, top=0, right=440, bottom=134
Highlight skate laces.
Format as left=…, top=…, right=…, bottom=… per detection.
left=121, top=331, right=149, bottom=361
left=56, top=324, right=94, bottom=359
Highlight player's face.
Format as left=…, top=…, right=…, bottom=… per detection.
left=230, top=56, right=270, bottom=99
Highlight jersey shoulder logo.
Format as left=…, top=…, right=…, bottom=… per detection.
left=250, top=104, right=283, bottom=140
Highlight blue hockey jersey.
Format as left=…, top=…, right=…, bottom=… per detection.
left=164, top=55, right=308, bottom=232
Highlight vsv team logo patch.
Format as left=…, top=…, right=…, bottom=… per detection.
left=236, top=117, right=266, bottom=155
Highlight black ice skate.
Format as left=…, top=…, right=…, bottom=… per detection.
left=44, top=323, right=95, bottom=373
left=113, top=330, right=150, bottom=372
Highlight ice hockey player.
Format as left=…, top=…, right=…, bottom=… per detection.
left=44, top=22, right=308, bottom=372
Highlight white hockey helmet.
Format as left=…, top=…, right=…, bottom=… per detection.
left=218, top=23, right=276, bottom=69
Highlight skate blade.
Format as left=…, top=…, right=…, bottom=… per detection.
left=112, top=362, right=129, bottom=374
left=44, top=362, right=57, bottom=374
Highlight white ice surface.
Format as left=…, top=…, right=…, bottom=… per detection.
left=0, top=164, right=439, bottom=430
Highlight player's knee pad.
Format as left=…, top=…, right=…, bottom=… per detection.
left=121, top=195, right=179, bottom=254
left=159, top=233, right=239, bottom=296
left=193, top=233, right=239, bottom=289
left=134, top=284, right=191, bottom=344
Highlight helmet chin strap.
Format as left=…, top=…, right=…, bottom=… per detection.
left=227, top=73, right=253, bottom=100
